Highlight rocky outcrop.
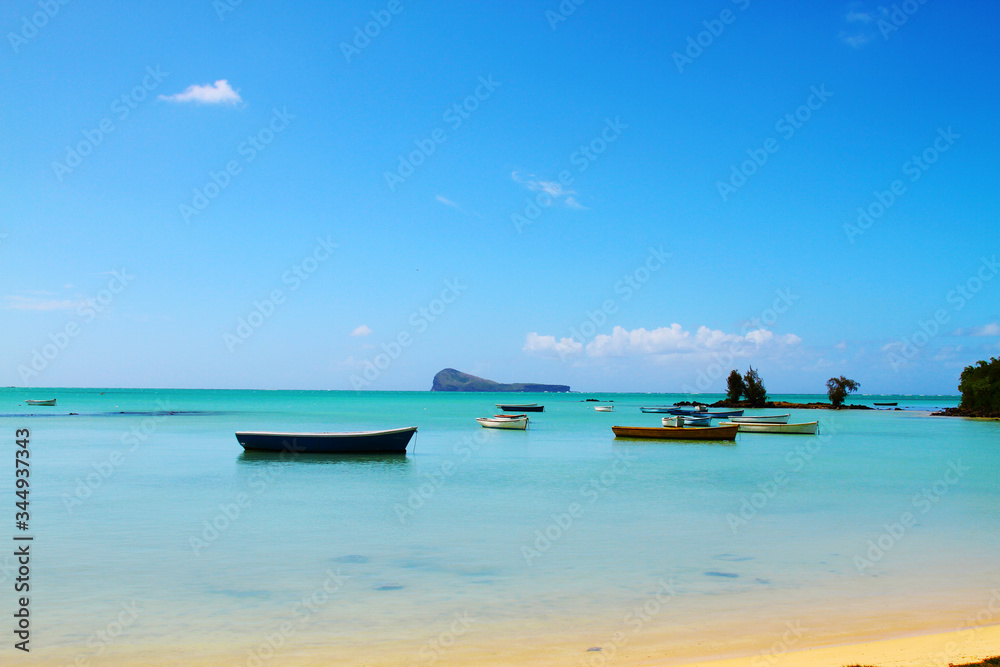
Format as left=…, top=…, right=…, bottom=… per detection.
left=431, top=368, right=570, bottom=393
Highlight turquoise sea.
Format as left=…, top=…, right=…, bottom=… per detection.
left=2, top=388, right=998, bottom=665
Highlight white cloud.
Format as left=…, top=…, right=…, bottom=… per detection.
left=511, top=171, right=581, bottom=208
left=522, top=332, right=583, bottom=358
left=839, top=5, right=888, bottom=48
left=159, top=79, right=243, bottom=105
left=952, top=322, right=1000, bottom=337
left=524, top=324, right=802, bottom=361
left=351, top=325, right=372, bottom=337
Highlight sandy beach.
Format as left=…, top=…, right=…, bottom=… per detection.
left=22, top=621, right=1000, bottom=666
left=682, top=623, right=1000, bottom=667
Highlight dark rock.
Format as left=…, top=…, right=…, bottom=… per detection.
left=431, top=368, right=569, bottom=393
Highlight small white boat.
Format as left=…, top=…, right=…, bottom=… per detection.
left=477, top=416, right=528, bottom=430
left=729, top=414, right=790, bottom=424
left=26, top=399, right=56, bottom=406
left=662, top=415, right=712, bottom=427
left=594, top=405, right=614, bottom=412
left=719, top=421, right=818, bottom=434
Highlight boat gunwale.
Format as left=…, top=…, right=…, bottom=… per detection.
left=234, top=426, right=418, bottom=438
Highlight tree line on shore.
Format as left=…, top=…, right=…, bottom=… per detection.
left=721, top=356, right=998, bottom=417
left=721, top=366, right=860, bottom=408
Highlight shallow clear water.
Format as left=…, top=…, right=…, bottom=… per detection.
left=2, top=388, right=997, bottom=663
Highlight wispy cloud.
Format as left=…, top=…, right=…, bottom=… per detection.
left=839, top=4, right=888, bottom=48
left=511, top=171, right=584, bottom=209
left=351, top=324, right=373, bottom=337
left=159, top=79, right=243, bottom=105
left=2, top=295, right=84, bottom=311
left=435, top=194, right=470, bottom=214
left=952, top=322, right=1000, bottom=337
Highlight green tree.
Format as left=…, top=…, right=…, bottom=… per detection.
left=958, top=357, right=1000, bottom=415
left=726, top=369, right=746, bottom=404
left=743, top=366, right=767, bottom=407
left=826, top=376, right=860, bottom=407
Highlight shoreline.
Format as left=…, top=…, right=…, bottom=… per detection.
left=22, top=621, right=1000, bottom=666
left=679, top=623, right=1000, bottom=667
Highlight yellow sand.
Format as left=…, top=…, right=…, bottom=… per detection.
left=24, top=622, right=1000, bottom=666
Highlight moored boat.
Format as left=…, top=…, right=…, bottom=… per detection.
left=666, top=408, right=745, bottom=418
left=496, top=403, right=544, bottom=412
left=594, top=405, right=613, bottom=412
left=26, top=398, right=56, bottom=406
left=718, top=421, right=819, bottom=435
left=477, top=416, right=528, bottom=430
left=612, top=424, right=738, bottom=441
left=639, top=406, right=674, bottom=413
left=661, top=415, right=712, bottom=427
left=873, top=402, right=898, bottom=406
left=235, top=427, right=417, bottom=453
left=729, top=413, right=790, bottom=424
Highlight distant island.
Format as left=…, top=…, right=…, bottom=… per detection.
left=431, top=368, right=570, bottom=393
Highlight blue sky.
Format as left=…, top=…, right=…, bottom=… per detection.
left=1, top=0, right=997, bottom=393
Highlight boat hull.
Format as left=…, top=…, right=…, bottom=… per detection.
left=639, top=407, right=673, bottom=413
left=612, top=425, right=738, bottom=441
left=496, top=404, right=544, bottom=412
left=235, top=427, right=417, bottom=454
left=594, top=406, right=613, bottom=412
left=26, top=399, right=56, bottom=406
left=729, top=414, right=790, bottom=424
left=477, top=417, right=528, bottom=430
left=719, top=421, right=818, bottom=434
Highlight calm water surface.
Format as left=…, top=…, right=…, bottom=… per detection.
left=2, top=389, right=997, bottom=663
